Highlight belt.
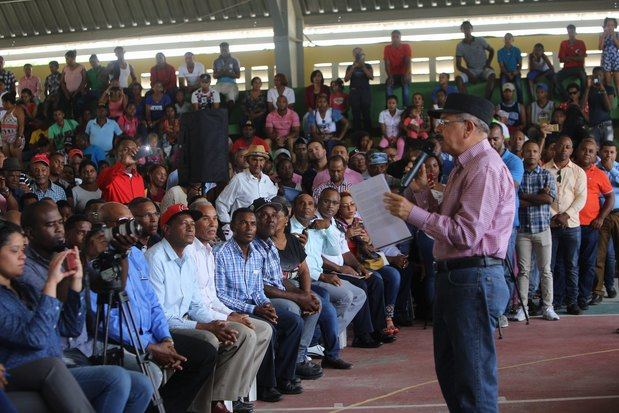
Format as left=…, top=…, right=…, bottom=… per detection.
left=434, top=256, right=504, bottom=272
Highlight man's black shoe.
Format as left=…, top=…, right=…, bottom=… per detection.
left=232, top=398, right=254, bottom=413
left=608, top=287, right=617, bottom=298
left=277, top=379, right=303, bottom=395
left=578, top=301, right=589, bottom=311
left=295, top=361, right=323, bottom=380
left=322, top=356, right=353, bottom=370
left=589, top=293, right=603, bottom=305
left=372, top=331, right=396, bottom=344
left=257, top=386, right=282, bottom=403
left=351, top=334, right=382, bottom=348
left=567, top=304, right=582, bottom=315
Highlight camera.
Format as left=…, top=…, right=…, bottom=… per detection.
left=92, top=218, right=143, bottom=243
left=91, top=250, right=125, bottom=293
left=593, top=78, right=600, bottom=86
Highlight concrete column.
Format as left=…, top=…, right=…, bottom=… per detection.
left=268, top=0, right=304, bottom=87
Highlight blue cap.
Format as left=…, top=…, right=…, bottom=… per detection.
left=536, top=83, right=549, bottom=92
left=368, top=151, right=388, bottom=165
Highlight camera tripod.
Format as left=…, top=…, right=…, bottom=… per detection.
left=498, top=255, right=529, bottom=339
left=92, top=289, right=166, bottom=413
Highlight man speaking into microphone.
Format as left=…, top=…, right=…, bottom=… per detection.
left=384, top=93, right=513, bottom=413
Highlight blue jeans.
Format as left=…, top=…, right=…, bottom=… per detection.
left=502, top=228, right=517, bottom=313
left=433, top=265, right=509, bottom=413
left=578, top=225, right=600, bottom=305
left=376, top=265, right=401, bottom=318
left=69, top=365, right=153, bottom=413
left=551, top=226, right=581, bottom=307
left=311, top=284, right=341, bottom=358
left=417, top=230, right=436, bottom=309
left=271, top=297, right=321, bottom=364
left=605, top=241, right=616, bottom=292
left=0, top=390, right=17, bottom=413
left=386, top=74, right=411, bottom=107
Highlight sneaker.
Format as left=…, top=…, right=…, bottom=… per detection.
left=499, top=315, right=509, bottom=328
left=542, top=307, right=560, bottom=321
left=589, top=293, right=603, bottom=305
left=608, top=287, right=617, bottom=299
left=509, top=308, right=527, bottom=322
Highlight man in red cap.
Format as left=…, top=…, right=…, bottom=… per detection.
left=97, top=137, right=144, bottom=204
left=29, top=153, right=67, bottom=202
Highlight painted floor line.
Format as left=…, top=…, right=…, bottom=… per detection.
left=256, top=395, right=619, bottom=411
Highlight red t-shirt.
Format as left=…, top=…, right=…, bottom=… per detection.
left=150, top=64, right=177, bottom=91
left=558, top=40, right=587, bottom=69
left=579, top=165, right=613, bottom=226
left=231, top=136, right=271, bottom=154
left=384, top=43, right=412, bottom=76
left=97, top=163, right=145, bottom=204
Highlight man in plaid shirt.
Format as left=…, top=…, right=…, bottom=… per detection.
left=215, top=207, right=303, bottom=403
left=515, top=140, right=560, bottom=321
left=0, top=56, right=16, bottom=93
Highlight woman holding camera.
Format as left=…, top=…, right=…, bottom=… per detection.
left=0, top=221, right=153, bottom=412
left=345, top=47, right=374, bottom=132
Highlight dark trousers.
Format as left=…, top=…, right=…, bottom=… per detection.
left=341, top=272, right=387, bottom=334
left=551, top=226, right=581, bottom=307
left=165, top=330, right=218, bottom=413
left=251, top=308, right=303, bottom=388
left=6, top=357, right=94, bottom=413
left=310, top=284, right=341, bottom=358
left=578, top=225, right=600, bottom=305
left=349, top=88, right=372, bottom=132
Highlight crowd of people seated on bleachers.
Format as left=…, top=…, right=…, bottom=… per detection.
left=0, top=17, right=618, bottom=413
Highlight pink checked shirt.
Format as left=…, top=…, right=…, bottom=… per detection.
left=407, top=139, right=515, bottom=260
left=313, top=167, right=363, bottom=190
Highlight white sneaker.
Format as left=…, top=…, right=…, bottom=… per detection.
left=499, top=315, right=509, bottom=328
left=512, top=308, right=527, bottom=322
left=542, top=307, right=560, bottom=321
left=307, top=345, right=324, bottom=358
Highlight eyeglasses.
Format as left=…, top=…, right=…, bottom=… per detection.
left=435, top=119, right=466, bottom=129
left=556, top=169, right=562, bottom=183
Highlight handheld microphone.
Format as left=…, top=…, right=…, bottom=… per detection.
left=400, top=141, right=436, bottom=189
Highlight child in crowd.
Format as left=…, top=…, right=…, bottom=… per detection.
left=143, top=133, right=165, bottom=166
left=402, top=103, right=429, bottom=141
left=378, top=95, right=404, bottom=160
left=191, top=74, right=220, bottom=110
left=329, top=78, right=349, bottom=114
left=161, top=104, right=180, bottom=153
left=117, top=102, right=139, bottom=138
left=431, top=73, right=458, bottom=104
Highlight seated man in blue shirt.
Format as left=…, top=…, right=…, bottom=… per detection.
left=215, top=207, right=304, bottom=403
left=251, top=198, right=323, bottom=380
left=147, top=203, right=262, bottom=413
left=97, top=202, right=218, bottom=413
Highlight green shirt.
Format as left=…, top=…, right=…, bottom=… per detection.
left=86, top=66, right=106, bottom=92
left=48, top=119, right=78, bottom=150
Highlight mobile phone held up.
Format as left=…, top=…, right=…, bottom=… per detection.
left=134, top=145, right=152, bottom=160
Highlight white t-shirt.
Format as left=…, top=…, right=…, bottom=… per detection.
left=267, top=87, right=296, bottom=106
left=178, top=62, right=206, bottom=88
left=378, top=108, right=404, bottom=138
left=191, top=88, right=221, bottom=109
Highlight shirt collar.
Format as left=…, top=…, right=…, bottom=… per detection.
left=456, top=139, right=492, bottom=168
left=229, top=237, right=254, bottom=257
left=161, top=238, right=188, bottom=264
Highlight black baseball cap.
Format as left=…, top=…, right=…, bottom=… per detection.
left=250, top=197, right=282, bottom=213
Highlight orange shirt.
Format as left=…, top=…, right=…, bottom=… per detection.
left=383, top=43, right=412, bottom=76
left=580, top=165, right=612, bottom=226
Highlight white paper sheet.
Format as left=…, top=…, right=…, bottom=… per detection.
left=349, top=175, right=412, bottom=249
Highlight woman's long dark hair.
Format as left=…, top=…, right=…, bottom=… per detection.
left=0, top=221, right=23, bottom=248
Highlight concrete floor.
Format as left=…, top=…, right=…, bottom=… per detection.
left=254, top=294, right=619, bottom=413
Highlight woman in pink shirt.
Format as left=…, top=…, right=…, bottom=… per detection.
left=117, top=102, right=138, bottom=138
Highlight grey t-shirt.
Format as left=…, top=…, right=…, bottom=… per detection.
left=456, top=37, right=490, bottom=71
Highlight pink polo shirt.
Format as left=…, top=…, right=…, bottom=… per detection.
left=313, top=167, right=363, bottom=191
left=265, top=109, right=300, bottom=137
left=407, top=139, right=515, bottom=260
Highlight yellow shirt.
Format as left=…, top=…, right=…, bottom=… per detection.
left=29, top=128, right=48, bottom=145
